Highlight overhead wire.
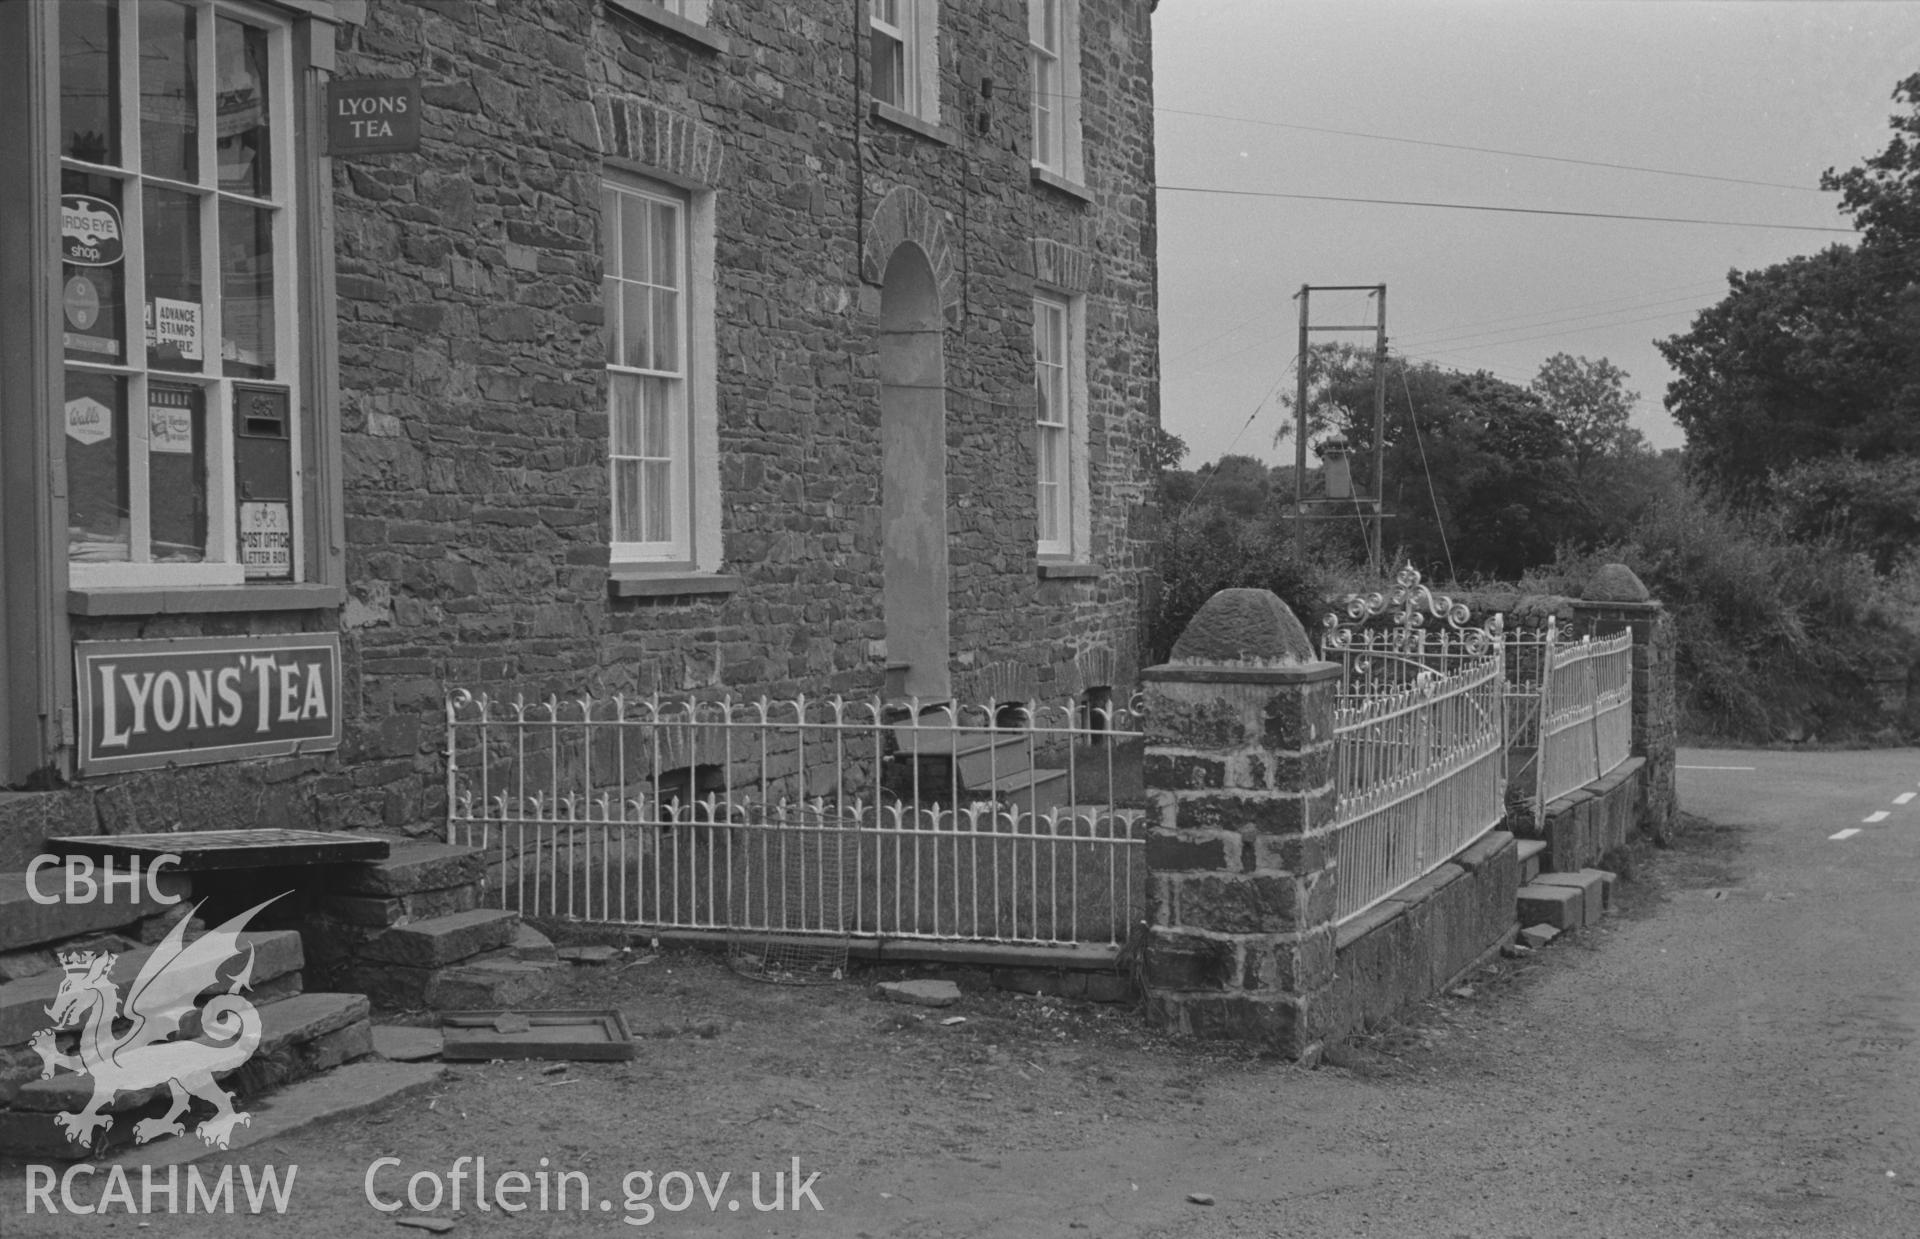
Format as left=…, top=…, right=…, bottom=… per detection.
left=1395, top=291, right=1723, bottom=351
left=1180, top=354, right=1299, bottom=519
left=1397, top=361, right=1458, bottom=585
left=1153, top=105, right=1825, bottom=195
left=1154, top=184, right=1853, bottom=235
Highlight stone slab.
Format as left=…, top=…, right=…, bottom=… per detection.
left=49, top=829, right=388, bottom=871
left=878, top=979, right=962, bottom=1008
left=0, top=868, right=191, bottom=953
left=330, top=840, right=483, bottom=897
left=100, top=1060, right=448, bottom=1169
left=557, top=944, right=619, bottom=964
left=1534, top=871, right=1604, bottom=926
left=1519, top=923, right=1560, bottom=949
left=424, top=960, right=558, bottom=1010
left=1517, top=883, right=1584, bottom=931
left=12, top=992, right=369, bottom=1112
left=358, top=908, right=519, bottom=968
left=512, top=924, right=558, bottom=962
left=372, top=1024, right=444, bottom=1062
left=318, top=883, right=482, bottom=928
left=0, top=928, right=304, bottom=1048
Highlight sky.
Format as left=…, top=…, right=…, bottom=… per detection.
left=1151, top=0, right=1920, bottom=467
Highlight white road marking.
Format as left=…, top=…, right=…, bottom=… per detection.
left=1830, top=828, right=1861, bottom=840
left=1896, top=792, right=1915, bottom=806
left=1678, top=765, right=1755, bottom=771
left=1865, top=811, right=1890, bottom=823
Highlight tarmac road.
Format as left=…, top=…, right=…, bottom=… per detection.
left=1123, top=744, right=1920, bottom=1239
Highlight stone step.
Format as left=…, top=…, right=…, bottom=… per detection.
left=1516, top=838, right=1547, bottom=884
left=979, top=766, right=1071, bottom=817
left=10, top=991, right=370, bottom=1114
left=423, top=958, right=562, bottom=1010
left=511, top=923, right=557, bottom=962
left=358, top=908, right=520, bottom=969
left=331, top=838, right=484, bottom=897
left=371, top=1024, right=444, bottom=1062
left=1534, top=868, right=1615, bottom=926
left=319, top=883, right=482, bottom=929
left=0, top=865, right=191, bottom=953
left=0, top=927, right=304, bottom=1048
left=1516, top=882, right=1583, bottom=931
left=954, top=733, right=1036, bottom=786
left=355, top=952, right=563, bottom=1012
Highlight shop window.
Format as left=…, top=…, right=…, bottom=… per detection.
left=602, top=171, right=719, bottom=573
left=58, top=0, right=303, bottom=589
left=1028, top=0, right=1082, bottom=182
left=1033, top=290, right=1087, bottom=560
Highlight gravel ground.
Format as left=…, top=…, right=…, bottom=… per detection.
left=7, top=789, right=1917, bottom=1238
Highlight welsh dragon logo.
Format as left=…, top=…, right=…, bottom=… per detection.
left=29, top=896, right=282, bottom=1152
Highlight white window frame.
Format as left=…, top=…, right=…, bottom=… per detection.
left=1034, top=290, right=1087, bottom=560
left=1028, top=0, right=1082, bottom=181
left=641, top=0, right=709, bottom=22
left=602, top=170, right=719, bottom=572
left=61, top=0, right=301, bottom=591
left=870, top=0, right=939, bottom=124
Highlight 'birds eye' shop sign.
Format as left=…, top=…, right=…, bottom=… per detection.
left=75, top=635, right=342, bottom=774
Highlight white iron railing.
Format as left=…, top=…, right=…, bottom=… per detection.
left=1321, top=567, right=1511, bottom=925
left=1322, top=567, right=1638, bottom=926
left=444, top=692, right=1146, bottom=951
left=1329, top=651, right=1507, bottom=924
left=1536, top=627, right=1634, bottom=810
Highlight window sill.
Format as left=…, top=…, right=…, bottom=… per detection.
left=1031, top=165, right=1094, bottom=205
left=68, top=582, right=348, bottom=617
left=1037, top=561, right=1100, bottom=580
left=871, top=100, right=956, bottom=146
left=605, top=0, right=730, bottom=53
left=609, top=571, right=742, bottom=599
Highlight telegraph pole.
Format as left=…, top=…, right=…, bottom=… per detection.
left=1291, top=284, right=1389, bottom=570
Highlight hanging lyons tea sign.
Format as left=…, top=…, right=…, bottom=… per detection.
left=75, top=634, right=342, bottom=774
left=326, top=78, right=421, bottom=155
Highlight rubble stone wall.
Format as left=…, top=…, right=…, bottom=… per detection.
left=20, top=0, right=1161, bottom=848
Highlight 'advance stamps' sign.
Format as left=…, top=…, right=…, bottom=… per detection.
left=75, top=635, right=342, bottom=774
left=326, top=78, right=421, bottom=155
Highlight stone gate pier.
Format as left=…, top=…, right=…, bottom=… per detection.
left=1138, top=588, right=1343, bottom=1061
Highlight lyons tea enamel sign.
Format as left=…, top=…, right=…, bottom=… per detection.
left=75, top=634, right=342, bottom=774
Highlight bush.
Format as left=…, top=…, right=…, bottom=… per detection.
left=1556, top=482, right=1916, bottom=742
left=1144, top=510, right=1330, bottom=663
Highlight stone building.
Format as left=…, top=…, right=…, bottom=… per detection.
left=0, top=0, right=1162, bottom=854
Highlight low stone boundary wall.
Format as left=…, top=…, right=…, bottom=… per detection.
left=1521, top=756, right=1645, bottom=873
left=1321, top=831, right=1518, bottom=1038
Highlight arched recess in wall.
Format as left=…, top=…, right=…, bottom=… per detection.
left=878, top=242, right=950, bottom=702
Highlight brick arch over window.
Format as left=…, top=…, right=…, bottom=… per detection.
left=861, top=187, right=961, bottom=317
left=592, top=92, right=725, bottom=187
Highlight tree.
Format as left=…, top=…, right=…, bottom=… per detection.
left=1822, top=71, right=1920, bottom=252
left=1530, top=353, right=1646, bottom=477
left=1146, top=424, right=1188, bottom=474
left=1661, top=73, right=1920, bottom=497
left=1658, top=244, right=1920, bottom=496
